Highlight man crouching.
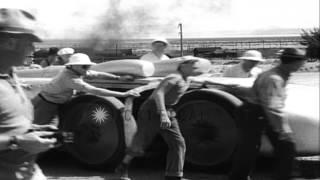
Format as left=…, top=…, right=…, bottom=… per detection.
left=115, top=58, right=207, bottom=180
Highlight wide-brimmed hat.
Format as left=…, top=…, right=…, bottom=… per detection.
left=57, top=47, right=75, bottom=56
left=280, top=48, right=306, bottom=60
left=65, top=53, right=96, bottom=66
left=151, top=37, right=169, bottom=46
left=0, top=8, right=41, bottom=42
left=238, top=50, right=264, bottom=62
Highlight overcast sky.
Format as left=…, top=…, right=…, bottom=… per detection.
left=2, top=0, right=319, bottom=39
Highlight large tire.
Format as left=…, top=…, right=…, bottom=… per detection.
left=59, top=95, right=125, bottom=168
left=176, top=89, right=243, bottom=167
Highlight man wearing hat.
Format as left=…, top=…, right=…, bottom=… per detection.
left=32, top=53, right=140, bottom=126
left=223, top=50, right=265, bottom=78
left=228, top=48, right=306, bottom=180
left=115, top=58, right=209, bottom=180
left=140, top=37, right=170, bottom=62
left=0, top=8, right=58, bottom=180
left=52, top=47, right=75, bottom=65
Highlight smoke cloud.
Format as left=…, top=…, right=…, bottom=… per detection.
left=1, top=0, right=317, bottom=40
left=85, top=0, right=232, bottom=50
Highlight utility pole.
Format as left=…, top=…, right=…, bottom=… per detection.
left=178, top=23, right=183, bottom=56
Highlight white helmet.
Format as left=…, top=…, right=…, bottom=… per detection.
left=238, top=50, right=264, bottom=62
left=65, top=53, right=96, bottom=66
left=57, top=47, right=75, bottom=56
left=151, top=37, right=169, bottom=46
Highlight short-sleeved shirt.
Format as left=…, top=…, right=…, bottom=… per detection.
left=40, top=68, right=100, bottom=104
left=0, top=69, right=36, bottom=176
left=150, top=74, right=190, bottom=106
left=140, top=52, right=170, bottom=62
left=252, top=66, right=291, bottom=133
left=223, top=63, right=262, bottom=78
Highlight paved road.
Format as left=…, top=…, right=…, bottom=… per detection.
left=38, top=150, right=319, bottom=180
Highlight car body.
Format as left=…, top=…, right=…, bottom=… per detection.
left=16, top=59, right=319, bottom=167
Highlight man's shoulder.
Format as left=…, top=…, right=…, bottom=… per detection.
left=140, top=52, right=154, bottom=59
left=162, top=74, right=184, bottom=85
left=59, top=68, right=80, bottom=78
left=224, top=64, right=241, bottom=72
left=161, top=54, right=170, bottom=60
left=259, top=69, right=283, bottom=82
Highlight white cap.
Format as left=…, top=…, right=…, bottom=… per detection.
left=238, top=50, right=264, bottom=62
left=151, top=37, right=169, bottom=46
left=65, top=53, right=96, bottom=66
left=57, top=47, right=75, bottom=56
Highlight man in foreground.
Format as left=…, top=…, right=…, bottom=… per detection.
left=0, top=8, right=57, bottom=179
left=229, top=48, right=306, bottom=180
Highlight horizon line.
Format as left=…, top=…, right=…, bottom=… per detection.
left=41, top=34, right=302, bottom=41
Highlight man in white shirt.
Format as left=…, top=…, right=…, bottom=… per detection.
left=140, top=38, right=170, bottom=62
left=223, top=50, right=265, bottom=78
left=33, top=53, right=140, bottom=126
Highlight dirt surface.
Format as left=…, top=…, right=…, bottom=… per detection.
left=38, top=149, right=320, bottom=180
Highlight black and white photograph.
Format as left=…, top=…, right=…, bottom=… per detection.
left=0, top=0, right=319, bottom=179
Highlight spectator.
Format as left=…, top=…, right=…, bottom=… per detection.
left=40, top=47, right=59, bottom=67
left=53, top=47, right=74, bottom=65
left=223, top=50, right=265, bottom=78
left=140, top=38, right=170, bottom=62
left=228, top=48, right=306, bottom=180
left=0, top=8, right=57, bottom=179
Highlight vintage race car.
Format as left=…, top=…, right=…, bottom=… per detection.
left=17, top=58, right=319, bottom=168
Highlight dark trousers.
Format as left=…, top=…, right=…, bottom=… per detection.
left=32, top=94, right=59, bottom=126
left=229, top=103, right=296, bottom=180
left=127, top=100, right=186, bottom=177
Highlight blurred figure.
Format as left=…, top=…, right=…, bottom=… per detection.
left=40, top=47, right=59, bottom=67
left=17, top=55, right=42, bottom=69
left=223, top=50, right=265, bottom=78
left=53, top=47, right=74, bottom=65
left=0, top=8, right=57, bottom=180
left=228, top=48, right=306, bottom=180
left=32, top=53, right=139, bottom=126
left=140, top=38, right=170, bottom=62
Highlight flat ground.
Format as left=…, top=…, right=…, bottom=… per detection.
left=39, top=150, right=319, bottom=180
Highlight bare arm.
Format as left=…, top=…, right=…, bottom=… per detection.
left=153, top=76, right=178, bottom=129
left=77, top=81, right=127, bottom=97
left=69, top=78, right=138, bottom=97
left=123, top=82, right=160, bottom=121
left=85, top=70, right=120, bottom=80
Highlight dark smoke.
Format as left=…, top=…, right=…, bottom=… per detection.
left=85, top=0, right=232, bottom=51
left=85, top=0, right=181, bottom=51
